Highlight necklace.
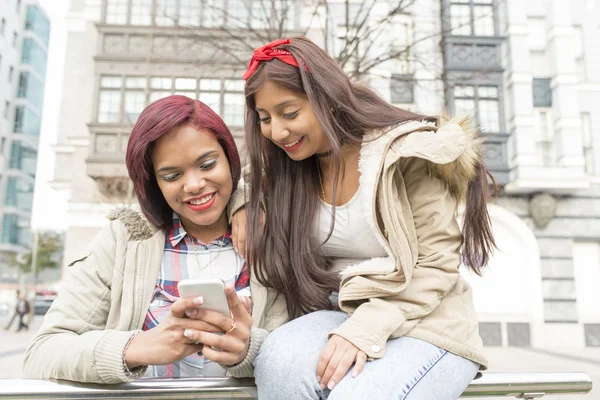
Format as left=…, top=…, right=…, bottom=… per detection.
left=187, top=233, right=225, bottom=275
left=317, top=145, right=351, bottom=202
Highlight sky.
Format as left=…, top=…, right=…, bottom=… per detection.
left=30, top=0, right=70, bottom=231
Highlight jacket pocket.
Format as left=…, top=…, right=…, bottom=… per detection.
left=67, top=250, right=92, bottom=267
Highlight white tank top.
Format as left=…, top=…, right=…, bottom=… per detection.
left=312, top=184, right=388, bottom=274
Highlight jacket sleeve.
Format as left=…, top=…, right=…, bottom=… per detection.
left=23, top=222, right=147, bottom=383
left=227, top=164, right=252, bottom=222
left=330, top=156, right=462, bottom=358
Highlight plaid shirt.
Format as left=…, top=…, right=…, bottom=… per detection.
left=142, top=213, right=250, bottom=378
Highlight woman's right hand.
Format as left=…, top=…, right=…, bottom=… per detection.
left=231, top=207, right=265, bottom=258
left=124, top=297, right=221, bottom=369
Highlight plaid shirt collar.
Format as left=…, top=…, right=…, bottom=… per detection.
left=168, top=212, right=232, bottom=248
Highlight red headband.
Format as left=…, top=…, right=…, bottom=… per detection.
left=242, top=39, right=299, bottom=80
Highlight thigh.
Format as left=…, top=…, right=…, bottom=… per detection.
left=255, top=311, right=349, bottom=400
left=328, top=337, right=479, bottom=400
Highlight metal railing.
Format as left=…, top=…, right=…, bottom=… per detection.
left=0, top=372, right=593, bottom=399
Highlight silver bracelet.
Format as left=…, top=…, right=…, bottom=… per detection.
left=122, top=331, right=142, bottom=379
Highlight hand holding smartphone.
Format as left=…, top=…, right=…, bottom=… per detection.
left=178, top=278, right=231, bottom=317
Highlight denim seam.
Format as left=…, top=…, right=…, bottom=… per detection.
left=399, top=349, right=448, bottom=400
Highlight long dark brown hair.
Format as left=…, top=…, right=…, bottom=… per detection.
left=244, top=37, right=495, bottom=318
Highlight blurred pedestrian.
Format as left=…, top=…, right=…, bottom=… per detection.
left=16, top=292, right=31, bottom=332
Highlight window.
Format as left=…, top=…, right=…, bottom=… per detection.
left=9, top=142, right=37, bottom=176
left=228, top=0, right=250, bottom=27
left=13, top=31, right=18, bottom=47
left=22, top=38, right=48, bottom=76
left=1, top=214, right=20, bottom=245
left=534, top=109, right=555, bottom=167
left=13, top=105, right=41, bottom=135
left=223, top=79, right=245, bottom=127
left=533, top=78, right=552, bottom=107
left=203, top=0, right=225, bottom=28
left=450, top=0, right=495, bottom=36
left=98, top=76, right=123, bottom=122
left=25, top=5, right=50, bottom=45
left=1, top=18, right=5, bottom=35
left=179, top=0, right=202, bottom=27
left=156, top=0, right=178, bottom=26
left=4, top=101, right=9, bottom=119
left=273, top=0, right=295, bottom=30
left=581, top=112, right=594, bottom=174
left=16, top=0, right=21, bottom=12
left=149, top=76, right=173, bottom=103
left=17, top=71, right=45, bottom=109
left=8, top=66, right=13, bottom=82
left=174, top=77, right=197, bottom=98
left=453, top=85, right=500, bottom=133
left=390, top=75, right=414, bottom=104
left=131, top=0, right=152, bottom=25
left=199, top=79, right=222, bottom=116
left=106, top=0, right=128, bottom=24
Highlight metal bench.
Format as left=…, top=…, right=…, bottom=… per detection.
left=0, top=372, right=592, bottom=399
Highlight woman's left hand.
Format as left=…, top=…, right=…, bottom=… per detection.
left=181, top=286, right=253, bottom=366
left=316, top=335, right=368, bottom=390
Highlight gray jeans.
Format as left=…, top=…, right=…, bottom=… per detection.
left=255, top=310, right=479, bottom=400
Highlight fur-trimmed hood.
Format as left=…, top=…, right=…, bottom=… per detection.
left=365, top=114, right=484, bottom=205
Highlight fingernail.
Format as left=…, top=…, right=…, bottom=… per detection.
left=316, top=375, right=321, bottom=382
left=226, top=285, right=234, bottom=294
left=184, top=329, right=193, bottom=338
left=352, top=370, right=358, bottom=378
left=327, top=381, right=335, bottom=390
left=193, top=296, right=203, bottom=305
left=319, top=383, right=326, bottom=390
left=185, top=309, right=197, bottom=318
left=234, top=247, right=238, bottom=253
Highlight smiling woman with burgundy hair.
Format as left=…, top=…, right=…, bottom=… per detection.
left=23, top=95, right=260, bottom=383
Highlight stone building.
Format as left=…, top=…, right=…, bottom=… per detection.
left=50, top=0, right=600, bottom=347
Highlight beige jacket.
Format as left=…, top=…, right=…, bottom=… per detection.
left=23, top=208, right=288, bottom=383
left=229, top=117, right=488, bottom=369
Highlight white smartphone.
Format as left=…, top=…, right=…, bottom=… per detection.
left=177, top=278, right=231, bottom=317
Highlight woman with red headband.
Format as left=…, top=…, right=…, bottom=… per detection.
left=228, top=37, right=498, bottom=399
left=24, top=96, right=255, bottom=383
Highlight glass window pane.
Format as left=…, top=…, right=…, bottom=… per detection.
left=176, top=78, right=197, bottom=90
left=101, top=76, right=123, bottom=88
left=131, top=0, right=152, bottom=25
left=199, top=92, right=221, bottom=115
left=473, top=5, right=495, bottom=36
left=454, top=99, right=475, bottom=116
left=173, top=92, right=195, bottom=99
left=223, top=93, right=245, bottom=126
left=224, top=79, right=244, bottom=92
left=125, top=91, right=146, bottom=123
left=478, top=86, right=498, bottom=98
left=13, top=105, right=41, bottom=136
left=105, top=0, right=128, bottom=24
left=179, top=0, right=202, bottom=27
left=274, top=0, right=295, bottom=30
left=200, top=79, right=221, bottom=91
left=478, top=99, right=500, bottom=132
left=227, top=0, right=249, bottom=27
left=203, top=0, right=225, bottom=27
left=454, top=85, right=475, bottom=98
left=156, top=0, right=178, bottom=26
left=98, top=90, right=121, bottom=122
left=125, top=77, right=146, bottom=88
left=450, top=4, right=471, bottom=35
left=149, top=91, right=171, bottom=103
left=150, top=77, right=172, bottom=89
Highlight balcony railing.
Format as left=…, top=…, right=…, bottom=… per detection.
left=0, top=372, right=593, bottom=399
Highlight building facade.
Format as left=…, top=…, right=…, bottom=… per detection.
left=51, top=0, right=600, bottom=348
left=0, top=0, right=50, bottom=273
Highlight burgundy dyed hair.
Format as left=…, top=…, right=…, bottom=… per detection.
left=126, top=95, right=241, bottom=229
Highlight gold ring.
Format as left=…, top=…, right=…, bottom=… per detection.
left=227, top=320, right=237, bottom=333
